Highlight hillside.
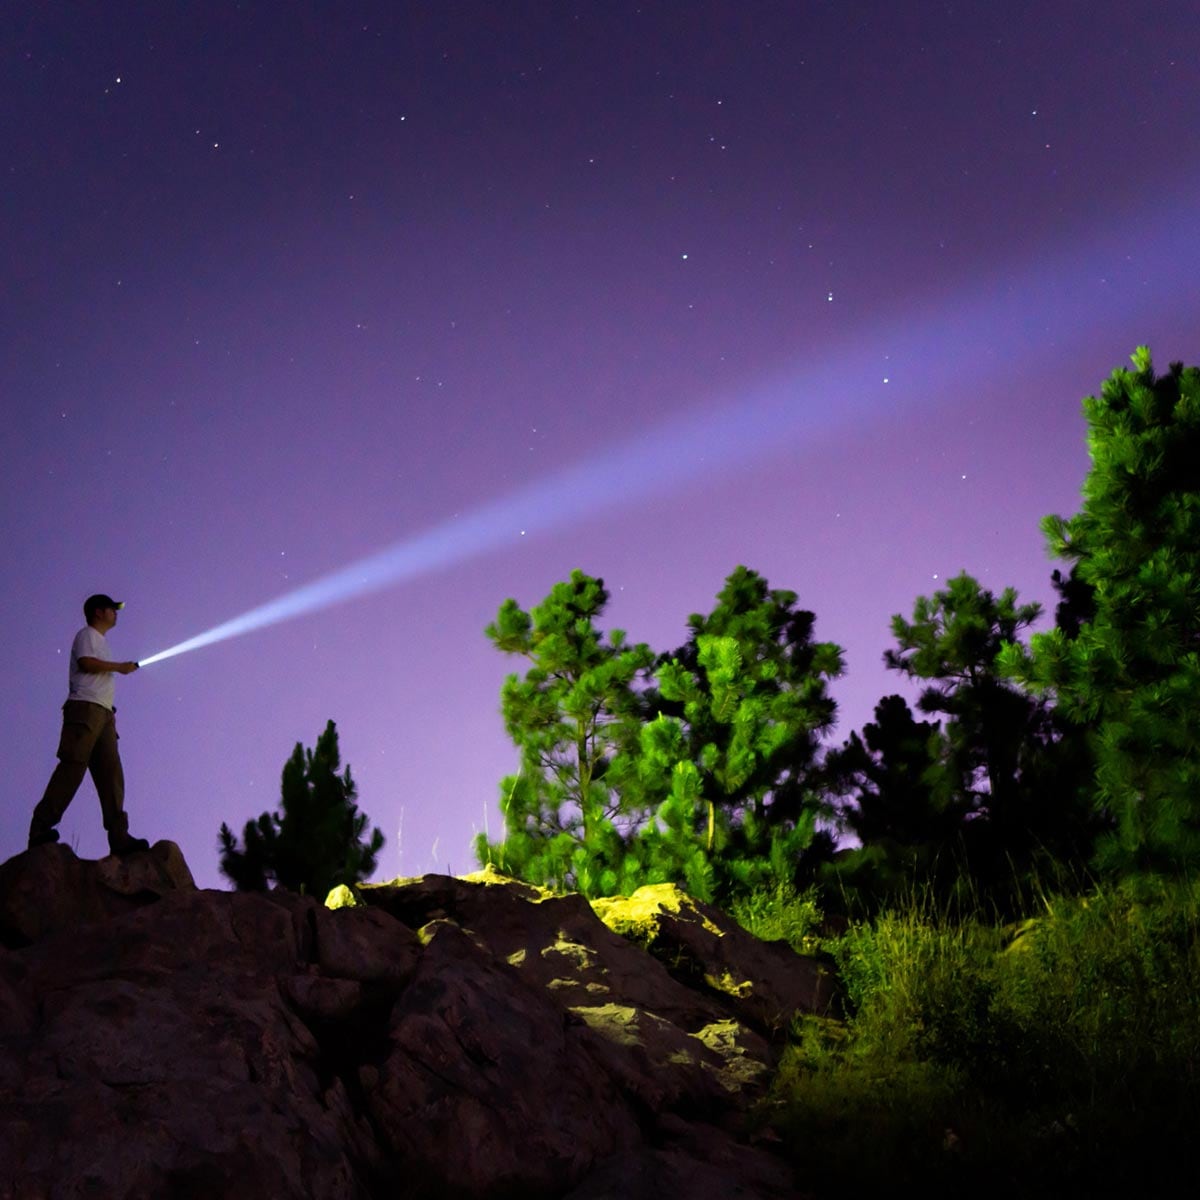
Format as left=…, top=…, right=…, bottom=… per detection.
left=0, top=842, right=837, bottom=1200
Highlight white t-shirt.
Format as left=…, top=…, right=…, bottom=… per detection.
left=69, top=626, right=115, bottom=710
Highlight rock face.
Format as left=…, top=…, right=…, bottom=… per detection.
left=0, top=848, right=834, bottom=1200
left=0, top=840, right=195, bottom=946
left=591, top=883, right=841, bottom=1032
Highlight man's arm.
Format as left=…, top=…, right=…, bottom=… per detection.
left=78, top=656, right=139, bottom=675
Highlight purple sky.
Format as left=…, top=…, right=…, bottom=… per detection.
left=4, top=3, right=1198, bottom=888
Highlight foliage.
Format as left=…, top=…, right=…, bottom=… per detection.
left=480, top=351, right=1200, bottom=903
left=475, top=569, right=655, bottom=893
left=727, top=881, right=823, bottom=953
left=764, top=875, right=1200, bottom=1195
left=885, top=571, right=1044, bottom=831
left=478, top=565, right=843, bottom=902
left=1001, top=348, right=1200, bottom=872
left=645, top=566, right=844, bottom=899
left=831, top=573, right=1096, bottom=910
left=218, top=719, right=384, bottom=899
left=830, top=694, right=950, bottom=847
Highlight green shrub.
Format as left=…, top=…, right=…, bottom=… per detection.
left=759, top=875, right=1200, bottom=1195
left=728, top=882, right=822, bottom=952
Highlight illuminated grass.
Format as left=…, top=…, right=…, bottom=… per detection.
left=727, top=882, right=823, bottom=953
left=741, top=876, right=1200, bottom=1196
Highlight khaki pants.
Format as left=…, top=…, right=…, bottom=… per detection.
left=30, top=700, right=129, bottom=841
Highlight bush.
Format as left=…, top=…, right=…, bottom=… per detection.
left=728, top=882, right=823, bottom=952
left=758, top=875, right=1200, bottom=1196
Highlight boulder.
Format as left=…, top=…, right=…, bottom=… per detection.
left=360, top=871, right=776, bottom=1107
left=0, top=889, right=375, bottom=1200
left=563, top=1116, right=800, bottom=1200
left=591, top=883, right=841, bottom=1031
left=362, top=870, right=746, bottom=1030
left=0, top=841, right=195, bottom=947
left=366, top=918, right=643, bottom=1196
left=311, top=902, right=421, bottom=986
left=0, top=850, right=823, bottom=1199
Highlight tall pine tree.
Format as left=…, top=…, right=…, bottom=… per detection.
left=476, top=570, right=654, bottom=894
left=829, top=693, right=953, bottom=848
left=823, top=693, right=959, bottom=910
left=1001, top=349, right=1200, bottom=872
left=648, top=566, right=844, bottom=897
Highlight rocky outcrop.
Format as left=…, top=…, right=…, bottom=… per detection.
left=0, top=840, right=195, bottom=946
left=0, top=847, right=833, bottom=1199
left=591, top=883, right=841, bottom=1031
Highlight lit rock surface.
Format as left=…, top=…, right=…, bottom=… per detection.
left=0, top=848, right=829, bottom=1199
left=591, top=883, right=841, bottom=1032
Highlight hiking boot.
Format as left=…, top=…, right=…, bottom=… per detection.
left=109, top=834, right=150, bottom=857
left=28, top=828, right=60, bottom=849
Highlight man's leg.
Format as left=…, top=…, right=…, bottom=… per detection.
left=90, top=712, right=147, bottom=855
left=29, top=702, right=103, bottom=847
left=29, top=761, right=88, bottom=845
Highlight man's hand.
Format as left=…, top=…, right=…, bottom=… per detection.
left=117, top=661, right=140, bottom=675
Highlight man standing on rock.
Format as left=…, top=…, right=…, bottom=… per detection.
left=29, top=594, right=150, bottom=856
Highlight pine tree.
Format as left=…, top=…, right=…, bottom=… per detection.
left=649, top=566, right=844, bottom=897
left=1000, top=349, right=1200, bottom=872
left=830, top=694, right=954, bottom=847
left=218, top=720, right=384, bottom=899
left=828, top=568, right=1099, bottom=911
left=625, top=712, right=720, bottom=900
left=886, top=571, right=1044, bottom=843
left=1050, top=564, right=1095, bottom=640
left=823, top=693, right=961, bottom=910
left=475, top=570, right=654, bottom=894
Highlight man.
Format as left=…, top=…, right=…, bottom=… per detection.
left=29, top=594, right=150, bottom=856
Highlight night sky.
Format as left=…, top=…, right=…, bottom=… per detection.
left=4, top=3, right=1197, bottom=888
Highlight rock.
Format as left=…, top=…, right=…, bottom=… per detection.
left=96, top=838, right=196, bottom=894
left=282, top=973, right=363, bottom=1021
left=325, top=883, right=358, bottom=909
left=0, top=841, right=195, bottom=947
left=0, top=850, right=823, bottom=1199
left=311, top=903, right=421, bottom=986
left=563, top=1118, right=801, bottom=1200
left=0, top=950, right=35, bottom=1094
left=0, top=890, right=374, bottom=1200
left=567, top=1002, right=770, bottom=1108
left=361, top=872, right=773, bottom=1111
left=367, top=918, right=642, bottom=1196
left=362, top=872, right=747, bottom=1032
left=591, top=883, right=842, bottom=1031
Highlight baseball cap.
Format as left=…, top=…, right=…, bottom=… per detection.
left=84, top=594, right=125, bottom=619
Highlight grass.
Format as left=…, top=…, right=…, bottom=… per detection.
left=732, top=874, right=1200, bottom=1196
left=728, top=882, right=824, bottom=953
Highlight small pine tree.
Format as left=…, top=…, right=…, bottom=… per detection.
left=829, top=694, right=954, bottom=847
left=883, top=570, right=1099, bottom=889
left=885, top=571, right=1044, bottom=847
left=219, top=720, right=384, bottom=899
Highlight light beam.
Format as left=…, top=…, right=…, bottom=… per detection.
left=136, top=190, right=1198, bottom=669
